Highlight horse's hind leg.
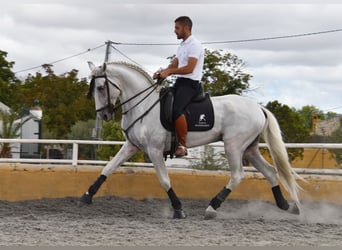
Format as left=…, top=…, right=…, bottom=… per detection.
left=205, top=143, right=244, bottom=220
left=243, top=143, right=298, bottom=213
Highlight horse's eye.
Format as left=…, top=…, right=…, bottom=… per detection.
left=97, top=86, right=105, bottom=91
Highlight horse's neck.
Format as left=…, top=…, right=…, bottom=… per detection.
left=121, top=78, right=153, bottom=100
left=113, top=65, right=158, bottom=114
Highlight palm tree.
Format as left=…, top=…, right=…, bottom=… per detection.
left=0, top=110, right=29, bottom=157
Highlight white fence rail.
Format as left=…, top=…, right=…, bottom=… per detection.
left=0, top=139, right=341, bottom=175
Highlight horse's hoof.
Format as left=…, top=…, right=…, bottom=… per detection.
left=173, top=209, right=186, bottom=219
left=78, top=192, right=92, bottom=206
left=288, top=203, right=301, bottom=215
left=204, top=205, right=217, bottom=220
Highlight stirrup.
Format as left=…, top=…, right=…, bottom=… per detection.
left=175, top=145, right=187, bottom=158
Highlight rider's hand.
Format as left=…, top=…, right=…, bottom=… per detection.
left=153, top=68, right=163, bottom=79
left=153, top=72, right=160, bottom=79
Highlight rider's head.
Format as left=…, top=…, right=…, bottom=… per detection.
left=174, top=16, right=192, bottom=40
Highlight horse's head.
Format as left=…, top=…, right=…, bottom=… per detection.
left=87, top=61, right=121, bottom=121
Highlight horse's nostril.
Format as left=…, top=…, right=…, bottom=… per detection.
left=103, top=114, right=108, bottom=121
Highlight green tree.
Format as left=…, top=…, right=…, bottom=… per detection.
left=325, top=112, right=338, bottom=120
left=297, top=105, right=324, bottom=132
left=265, top=101, right=311, bottom=161
left=0, top=110, right=29, bottom=157
left=96, top=120, right=144, bottom=162
left=67, top=119, right=96, bottom=160
left=18, top=65, right=95, bottom=138
left=0, top=50, right=21, bottom=108
left=202, top=49, right=252, bottom=96
left=190, top=144, right=228, bottom=170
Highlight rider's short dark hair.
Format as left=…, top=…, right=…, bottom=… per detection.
left=175, top=16, right=193, bottom=31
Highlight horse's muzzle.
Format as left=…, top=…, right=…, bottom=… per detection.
left=98, top=110, right=114, bottom=121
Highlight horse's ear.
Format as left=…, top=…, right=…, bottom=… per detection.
left=88, top=61, right=96, bottom=71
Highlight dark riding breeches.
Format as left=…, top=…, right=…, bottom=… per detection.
left=172, top=77, right=201, bottom=121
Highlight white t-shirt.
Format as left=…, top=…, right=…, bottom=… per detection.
left=176, top=35, right=204, bottom=81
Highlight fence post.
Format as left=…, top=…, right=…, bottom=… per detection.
left=72, top=142, right=78, bottom=167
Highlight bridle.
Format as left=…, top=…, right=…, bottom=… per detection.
left=87, top=73, right=121, bottom=114
left=87, top=71, right=164, bottom=125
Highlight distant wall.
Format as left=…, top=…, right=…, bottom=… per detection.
left=262, top=148, right=340, bottom=169
left=0, top=163, right=341, bottom=204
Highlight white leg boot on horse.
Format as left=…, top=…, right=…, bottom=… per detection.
left=174, top=114, right=188, bottom=158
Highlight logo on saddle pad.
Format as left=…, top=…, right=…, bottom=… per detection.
left=195, top=114, right=210, bottom=128
left=159, top=87, right=215, bottom=132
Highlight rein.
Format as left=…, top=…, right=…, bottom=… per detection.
left=122, top=84, right=169, bottom=135
left=119, top=81, right=159, bottom=115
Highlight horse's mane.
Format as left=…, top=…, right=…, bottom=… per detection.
left=107, top=61, right=154, bottom=84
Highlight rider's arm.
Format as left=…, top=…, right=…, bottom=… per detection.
left=167, top=57, right=179, bottom=69
left=153, top=58, right=179, bottom=79
left=159, top=57, right=197, bottom=79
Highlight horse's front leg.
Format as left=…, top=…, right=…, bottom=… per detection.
left=147, top=147, right=186, bottom=219
left=79, top=141, right=140, bottom=205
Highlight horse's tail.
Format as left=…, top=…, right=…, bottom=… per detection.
left=261, top=107, right=303, bottom=207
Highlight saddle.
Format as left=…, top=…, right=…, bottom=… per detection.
left=159, top=86, right=215, bottom=158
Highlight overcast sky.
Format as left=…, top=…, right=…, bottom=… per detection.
left=1, top=0, right=341, bottom=113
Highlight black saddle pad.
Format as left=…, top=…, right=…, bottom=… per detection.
left=160, top=87, right=214, bottom=132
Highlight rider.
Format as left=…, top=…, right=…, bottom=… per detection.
left=153, top=16, right=204, bottom=157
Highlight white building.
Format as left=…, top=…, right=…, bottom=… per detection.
left=0, top=101, right=42, bottom=158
